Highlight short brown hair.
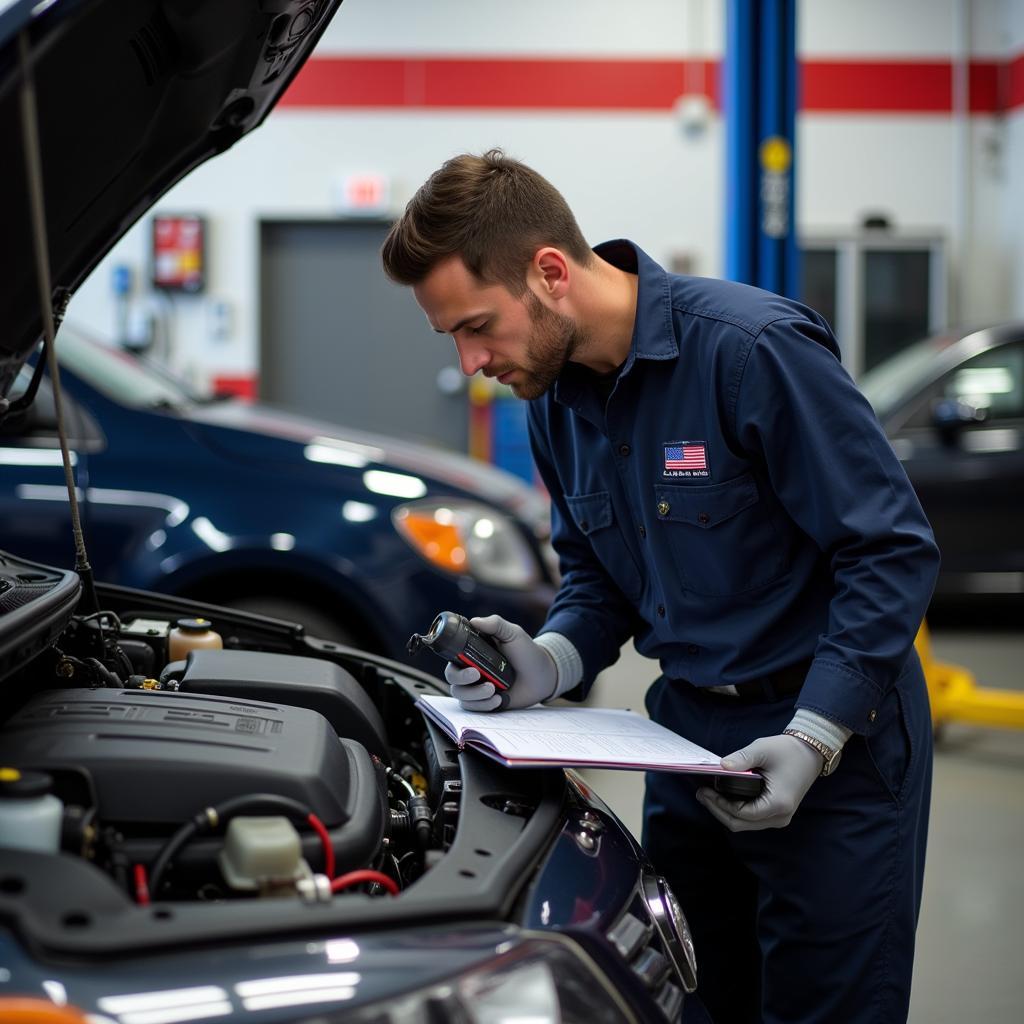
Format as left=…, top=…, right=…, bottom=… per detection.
left=381, top=149, right=592, bottom=295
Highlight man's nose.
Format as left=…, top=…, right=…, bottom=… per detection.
left=454, top=337, right=490, bottom=376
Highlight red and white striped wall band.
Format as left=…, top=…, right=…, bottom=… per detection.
left=279, top=54, right=1024, bottom=114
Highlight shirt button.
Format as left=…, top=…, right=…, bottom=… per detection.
left=657, top=605, right=666, bottom=618
left=868, top=709, right=878, bottom=723
left=687, top=644, right=699, bottom=655
left=579, top=520, right=589, bottom=532
left=697, top=512, right=710, bottom=524
left=657, top=501, right=670, bottom=516
left=639, top=525, right=647, bottom=538
left=618, top=443, right=631, bottom=457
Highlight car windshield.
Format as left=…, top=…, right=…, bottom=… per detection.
left=858, top=333, right=962, bottom=418
left=55, top=327, right=213, bottom=410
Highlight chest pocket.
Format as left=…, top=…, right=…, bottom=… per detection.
left=565, top=491, right=643, bottom=601
left=653, top=471, right=785, bottom=596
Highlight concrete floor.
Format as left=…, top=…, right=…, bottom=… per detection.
left=577, top=614, right=1024, bottom=1021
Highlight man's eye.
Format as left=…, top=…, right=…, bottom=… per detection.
left=469, top=323, right=488, bottom=335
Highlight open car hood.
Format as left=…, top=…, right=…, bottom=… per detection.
left=0, top=0, right=344, bottom=399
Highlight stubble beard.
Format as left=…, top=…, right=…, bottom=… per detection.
left=503, top=293, right=585, bottom=401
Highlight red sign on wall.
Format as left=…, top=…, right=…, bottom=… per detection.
left=152, top=215, right=205, bottom=292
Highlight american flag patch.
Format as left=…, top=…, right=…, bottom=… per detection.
left=664, top=441, right=708, bottom=471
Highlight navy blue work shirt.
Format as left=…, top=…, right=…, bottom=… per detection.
left=529, top=240, right=940, bottom=734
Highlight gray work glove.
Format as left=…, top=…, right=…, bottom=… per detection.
left=695, top=734, right=823, bottom=831
left=444, top=615, right=558, bottom=712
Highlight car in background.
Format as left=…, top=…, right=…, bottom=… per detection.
left=859, top=324, right=1024, bottom=598
left=0, top=325, right=556, bottom=661
left=0, top=2, right=709, bottom=1022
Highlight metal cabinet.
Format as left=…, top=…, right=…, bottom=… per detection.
left=802, top=232, right=947, bottom=378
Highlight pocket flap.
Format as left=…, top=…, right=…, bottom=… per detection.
left=654, top=472, right=759, bottom=528
left=565, top=491, right=613, bottom=535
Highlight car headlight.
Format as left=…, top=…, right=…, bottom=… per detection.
left=336, top=933, right=637, bottom=1023
left=393, top=500, right=541, bottom=588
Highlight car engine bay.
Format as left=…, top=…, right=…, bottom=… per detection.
left=0, top=562, right=570, bottom=955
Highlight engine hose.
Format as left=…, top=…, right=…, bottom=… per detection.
left=84, top=657, right=122, bottom=688
left=147, top=793, right=315, bottom=898
left=406, top=795, right=433, bottom=851
left=330, top=869, right=399, bottom=896
left=387, top=797, right=432, bottom=852
left=384, top=765, right=417, bottom=800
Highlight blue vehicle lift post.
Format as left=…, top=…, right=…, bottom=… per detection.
left=724, top=0, right=799, bottom=298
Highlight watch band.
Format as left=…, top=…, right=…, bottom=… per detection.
left=783, top=728, right=843, bottom=776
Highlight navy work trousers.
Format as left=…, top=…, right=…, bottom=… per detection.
left=643, top=653, right=932, bottom=1024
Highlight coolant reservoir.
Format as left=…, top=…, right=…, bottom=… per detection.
left=167, top=617, right=223, bottom=662
left=0, top=768, right=63, bottom=853
left=218, top=816, right=311, bottom=896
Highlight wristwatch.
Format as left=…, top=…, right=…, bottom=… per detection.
left=783, top=729, right=843, bottom=776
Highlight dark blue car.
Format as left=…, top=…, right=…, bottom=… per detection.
left=0, top=326, right=556, bottom=661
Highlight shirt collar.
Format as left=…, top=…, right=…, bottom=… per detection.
left=594, top=239, right=679, bottom=363
left=552, top=239, right=678, bottom=412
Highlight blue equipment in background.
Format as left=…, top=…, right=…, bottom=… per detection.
left=724, top=0, right=800, bottom=298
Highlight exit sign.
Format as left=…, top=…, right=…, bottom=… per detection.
left=334, top=173, right=390, bottom=214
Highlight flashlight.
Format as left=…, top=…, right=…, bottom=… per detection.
left=407, top=612, right=516, bottom=709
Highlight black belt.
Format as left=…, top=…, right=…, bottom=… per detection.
left=684, top=659, right=813, bottom=703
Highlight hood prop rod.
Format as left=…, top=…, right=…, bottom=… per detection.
left=18, top=29, right=99, bottom=616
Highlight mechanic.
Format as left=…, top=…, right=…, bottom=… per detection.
left=381, top=150, right=939, bottom=1024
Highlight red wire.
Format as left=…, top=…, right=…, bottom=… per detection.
left=133, top=863, right=150, bottom=906
left=330, top=869, right=399, bottom=896
left=307, top=813, right=335, bottom=880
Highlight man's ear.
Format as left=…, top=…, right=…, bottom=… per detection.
left=532, top=247, right=570, bottom=299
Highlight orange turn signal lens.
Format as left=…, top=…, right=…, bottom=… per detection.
left=0, top=1000, right=89, bottom=1023
left=393, top=509, right=468, bottom=573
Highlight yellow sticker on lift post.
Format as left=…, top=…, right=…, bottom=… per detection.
left=759, top=136, right=792, bottom=174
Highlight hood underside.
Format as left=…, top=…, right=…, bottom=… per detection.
left=0, top=0, right=343, bottom=399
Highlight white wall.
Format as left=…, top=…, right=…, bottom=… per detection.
left=313, top=0, right=724, bottom=55
left=1006, top=0, right=1024, bottom=318
left=797, top=0, right=1021, bottom=325
left=65, top=0, right=1024, bottom=387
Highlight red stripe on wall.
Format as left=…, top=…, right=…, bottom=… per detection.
left=802, top=61, right=954, bottom=112
left=427, top=58, right=720, bottom=110
left=804, top=59, right=1022, bottom=113
left=279, top=55, right=1024, bottom=115
left=280, top=58, right=413, bottom=107
left=1008, top=52, right=1024, bottom=111
left=969, top=61, right=1001, bottom=112
left=280, top=57, right=720, bottom=111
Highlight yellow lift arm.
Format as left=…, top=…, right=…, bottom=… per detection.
left=916, top=621, right=1024, bottom=731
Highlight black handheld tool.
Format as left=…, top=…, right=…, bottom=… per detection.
left=713, top=774, right=764, bottom=800
left=407, top=611, right=517, bottom=709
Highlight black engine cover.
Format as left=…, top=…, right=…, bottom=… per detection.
left=177, top=649, right=389, bottom=759
left=2, top=688, right=368, bottom=828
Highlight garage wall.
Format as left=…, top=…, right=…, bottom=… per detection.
left=65, top=0, right=1024, bottom=391
left=1006, top=0, right=1024, bottom=318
